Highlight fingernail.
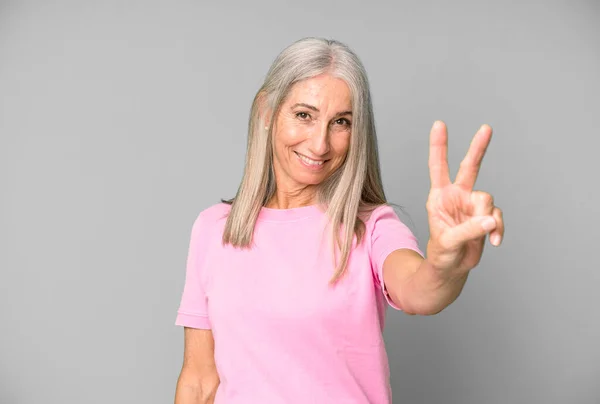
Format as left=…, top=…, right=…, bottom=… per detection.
left=491, top=234, right=501, bottom=246
left=481, top=217, right=496, bottom=231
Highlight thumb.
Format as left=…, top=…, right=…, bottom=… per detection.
left=447, top=216, right=496, bottom=244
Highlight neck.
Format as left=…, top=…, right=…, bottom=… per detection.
left=265, top=191, right=317, bottom=209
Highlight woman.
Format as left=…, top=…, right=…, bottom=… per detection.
left=174, top=37, right=504, bottom=404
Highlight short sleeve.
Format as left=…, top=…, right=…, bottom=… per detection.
left=175, top=212, right=212, bottom=329
left=370, top=205, right=424, bottom=310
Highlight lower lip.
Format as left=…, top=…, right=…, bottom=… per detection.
left=295, top=152, right=327, bottom=171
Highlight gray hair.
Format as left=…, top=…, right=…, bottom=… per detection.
left=222, top=37, right=388, bottom=282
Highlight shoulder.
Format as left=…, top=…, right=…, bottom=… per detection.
left=191, top=202, right=231, bottom=232
left=197, top=202, right=231, bottom=221
left=363, top=203, right=417, bottom=240
left=363, top=203, right=423, bottom=259
left=363, top=204, right=401, bottom=228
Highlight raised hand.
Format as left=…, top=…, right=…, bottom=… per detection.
left=425, top=121, right=504, bottom=277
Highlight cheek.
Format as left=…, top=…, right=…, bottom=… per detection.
left=283, top=126, right=309, bottom=145
left=274, top=134, right=301, bottom=160
left=274, top=117, right=307, bottom=147
left=331, top=133, right=351, bottom=157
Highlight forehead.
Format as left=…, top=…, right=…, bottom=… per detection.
left=286, top=74, right=352, bottom=107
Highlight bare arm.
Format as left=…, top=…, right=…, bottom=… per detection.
left=383, top=122, right=505, bottom=316
left=383, top=248, right=468, bottom=316
left=175, top=328, right=220, bottom=404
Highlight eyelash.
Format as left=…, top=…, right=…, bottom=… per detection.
left=295, top=112, right=351, bottom=127
left=334, top=118, right=351, bottom=126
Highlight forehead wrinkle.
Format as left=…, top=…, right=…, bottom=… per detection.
left=287, top=77, right=351, bottom=114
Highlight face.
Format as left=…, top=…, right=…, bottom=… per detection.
left=270, top=74, right=352, bottom=199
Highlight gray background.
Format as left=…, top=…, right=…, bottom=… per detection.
left=1, top=1, right=598, bottom=403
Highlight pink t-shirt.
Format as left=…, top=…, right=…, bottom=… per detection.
left=175, top=202, right=423, bottom=403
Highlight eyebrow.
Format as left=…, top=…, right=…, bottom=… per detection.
left=291, top=103, right=352, bottom=119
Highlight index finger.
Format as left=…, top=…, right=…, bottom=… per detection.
left=428, top=120, right=451, bottom=189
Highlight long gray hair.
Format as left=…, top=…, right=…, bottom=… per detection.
left=222, top=37, right=388, bottom=283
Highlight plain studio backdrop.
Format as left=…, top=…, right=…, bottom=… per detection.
left=1, top=1, right=599, bottom=403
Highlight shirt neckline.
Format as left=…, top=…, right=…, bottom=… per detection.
left=257, top=204, right=324, bottom=222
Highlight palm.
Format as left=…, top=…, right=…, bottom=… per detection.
left=425, top=122, right=503, bottom=275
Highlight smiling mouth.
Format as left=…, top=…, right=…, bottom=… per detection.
left=294, top=151, right=329, bottom=167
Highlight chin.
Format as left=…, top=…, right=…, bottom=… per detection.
left=292, top=173, right=327, bottom=186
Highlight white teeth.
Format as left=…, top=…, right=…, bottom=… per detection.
left=298, top=153, right=324, bottom=166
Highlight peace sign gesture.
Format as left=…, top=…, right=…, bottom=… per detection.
left=425, top=121, right=505, bottom=277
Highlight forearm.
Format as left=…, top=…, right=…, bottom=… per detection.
left=397, top=258, right=469, bottom=316
left=175, top=370, right=219, bottom=404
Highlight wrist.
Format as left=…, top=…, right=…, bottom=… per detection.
left=419, top=258, right=469, bottom=287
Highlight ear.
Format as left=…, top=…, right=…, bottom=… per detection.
left=256, top=91, right=272, bottom=128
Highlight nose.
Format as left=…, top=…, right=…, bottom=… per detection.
left=307, top=122, right=330, bottom=156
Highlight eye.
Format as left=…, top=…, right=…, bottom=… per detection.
left=334, top=118, right=351, bottom=126
left=296, top=112, right=310, bottom=120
